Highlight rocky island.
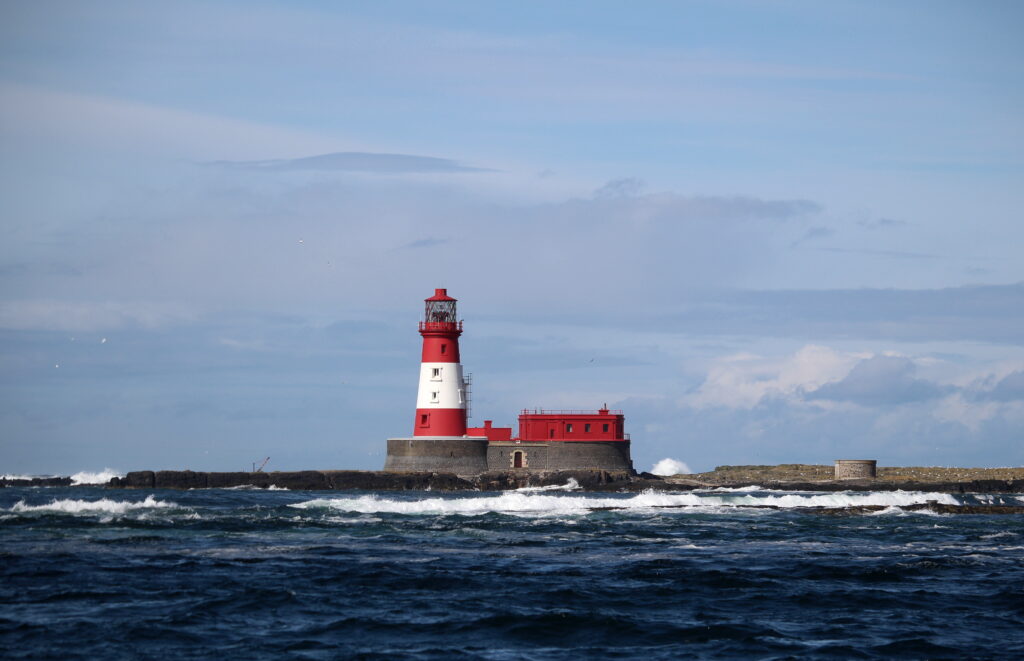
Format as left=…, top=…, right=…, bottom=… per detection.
left=87, top=463, right=1024, bottom=495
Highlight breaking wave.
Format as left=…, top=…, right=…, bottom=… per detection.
left=70, top=468, right=124, bottom=485
left=513, top=478, right=581, bottom=492
left=9, top=495, right=178, bottom=516
left=291, top=489, right=961, bottom=517
left=651, top=458, right=692, bottom=475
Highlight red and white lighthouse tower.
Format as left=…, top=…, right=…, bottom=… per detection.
left=413, top=288, right=467, bottom=437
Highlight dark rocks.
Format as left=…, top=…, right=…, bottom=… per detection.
left=0, top=476, right=73, bottom=488
left=104, top=469, right=633, bottom=491
left=206, top=472, right=252, bottom=489
left=112, top=471, right=155, bottom=488
left=155, top=470, right=208, bottom=489
left=261, top=471, right=330, bottom=490
left=688, top=478, right=1024, bottom=494
left=89, top=468, right=1024, bottom=495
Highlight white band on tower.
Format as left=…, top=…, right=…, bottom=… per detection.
left=415, top=362, right=466, bottom=409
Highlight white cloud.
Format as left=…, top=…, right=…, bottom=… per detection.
left=685, top=345, right=861, bottom=409
left=932, top=393, right=1001, bottom=432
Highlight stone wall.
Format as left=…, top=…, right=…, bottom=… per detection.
left=486, top=441, right=633, bottom=473
left=384, top=437, right=489, bottom=474
left=834, top=459, right=877, bottom=479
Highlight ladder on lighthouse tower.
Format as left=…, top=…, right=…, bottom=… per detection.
left=463, top=373, right=472, bottom=423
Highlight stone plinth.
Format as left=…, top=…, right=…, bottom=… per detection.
left=384, top=437, right=489, bottom=474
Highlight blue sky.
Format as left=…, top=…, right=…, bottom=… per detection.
left=2, top=0, right=1023, bottom=474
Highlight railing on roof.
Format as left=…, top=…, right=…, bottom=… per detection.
left=519, top=409, right=623, bottom=416
left=419, top=321, right=463, bottom=332
left=518, top=432, right=631, bottom=441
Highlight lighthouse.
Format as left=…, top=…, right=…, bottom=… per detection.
left=414, top=288, right=467, bottom=437
left=384, top=288, right=489, bottom=474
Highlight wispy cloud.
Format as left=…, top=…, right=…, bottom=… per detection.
left=211, top=152, right=490, bottom=174
left=858, top=218, right=909, bottom=230
left=791, top=226, right=835, bottom=247
left=593, top=177, right=645, bottom=199
left=403, top=237, right=448, bottom=249
left=818, top=247, right=940, bottom=260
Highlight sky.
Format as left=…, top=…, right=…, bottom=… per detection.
left=1, top=0, right=1023, bottom=475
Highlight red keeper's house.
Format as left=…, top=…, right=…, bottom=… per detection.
left=468, top=407, right=626, bottom=443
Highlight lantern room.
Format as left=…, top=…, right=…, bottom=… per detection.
left=421, top=288, right=459, bottom=328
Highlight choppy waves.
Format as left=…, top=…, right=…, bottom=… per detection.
left=292, top=489, right=965, bottom=517
left=8, top=494, right=179, bottom=516
left=3, top=485, right=1024, bottom=660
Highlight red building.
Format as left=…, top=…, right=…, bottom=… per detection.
left=516, top=407, right=626, bottom=442
left=467, top=407, right=627, bottom=443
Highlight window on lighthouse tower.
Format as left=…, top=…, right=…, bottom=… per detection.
left=431, top=367, right=441, bottom=380
left=430, top=391, right=439, bottom=403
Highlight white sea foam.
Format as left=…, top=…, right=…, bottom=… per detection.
left=70, top=468, right=124, bottom=485
left=291, top=489, right=961, bottom=517
left=1, top=473, right=49, bottom=481
left=513, top=478, right=580, bottom=493
left=651, top=458, right=691, bottom=476
left=9, top=494, right=177, bottom=515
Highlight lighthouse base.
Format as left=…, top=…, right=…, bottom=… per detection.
left=384, top=437, right=489, bottom=474
left=486, top=441, right=633, bottom=473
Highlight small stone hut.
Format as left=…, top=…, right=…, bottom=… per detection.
left=834, top=459, right=877, bottom=479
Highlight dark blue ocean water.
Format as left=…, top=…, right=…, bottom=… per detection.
left=2, top=485, right=1024, bottom=660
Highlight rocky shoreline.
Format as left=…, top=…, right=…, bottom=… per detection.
left=3, top=464, right=1023, bottom=496
left=104, top=469, right=635, bottom=491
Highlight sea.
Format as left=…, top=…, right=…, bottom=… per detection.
left=3, top=482, right=1024, bottom=660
